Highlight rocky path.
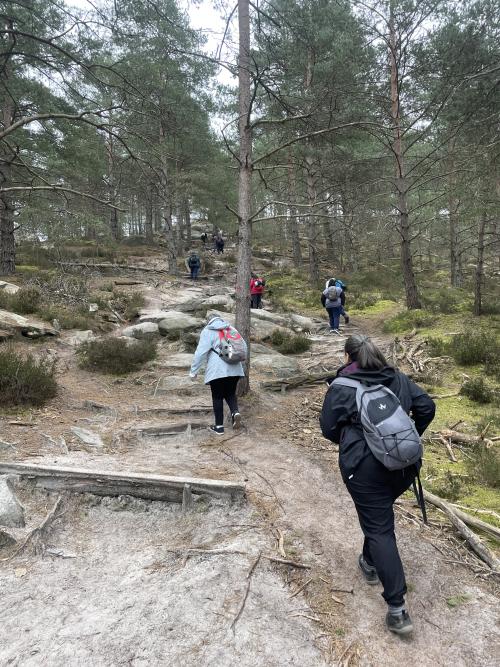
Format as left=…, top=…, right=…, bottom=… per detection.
left=0, top=264, right=498, bottom=666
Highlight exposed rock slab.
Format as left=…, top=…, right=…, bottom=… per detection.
left=67, top=330, right=95, bottom=346
left=0, top=280, right=19, bottom=295
left=156, top=353, right=193, bottom=369
left=122, top=322, right=160, bottom=340
left=252, top=353, right=300, bottom=378
left=70, top=427, right=104, bottom=449
left=158, top=312, right=204, bottom=339
left=0, top=477, right=25, bottom=528
left=0, top=310, right=58, bottom=338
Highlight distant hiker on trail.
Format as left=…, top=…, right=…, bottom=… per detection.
left=215, top=234, right=225, bottom=254
left=189, top=314, right=247, bottom=435
left=320, top=335, right=435, bottom=636
left=187, top=251, right=201, bottom=280
left=321, top=279, right=343, bottom=334
left=201, top=231, right=208, bottom=246
left=250, top=273, right=265, bottom=309
left=321, top=279, right=349, bottom=333
left=334, top=278, right=349, bottom=325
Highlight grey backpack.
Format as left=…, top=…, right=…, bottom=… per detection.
left=333, top=377, right=423, bottom=470
left=215, top=326, right=247, bottom=364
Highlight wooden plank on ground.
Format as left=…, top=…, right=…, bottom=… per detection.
left=0, top=462, right=245, bottom=503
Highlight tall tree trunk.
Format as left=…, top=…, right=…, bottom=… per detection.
left=235, top=0, right=253, bottom=395
left=183, top=197, right=192, bottom=250
left=473, top=211, right=486, bottom=317
left=303, top=46, right=319, bottom=285
left=145, top=188, right=154, bottom=244
left=106, top=125, right=121, bottom=241
left=389, top=5, right=420, bottom=309
left=447, top=140, right=462, bottom=287
left=0, top=18, right=16, bottom=275
left=287, top=148, right=302, bottom=265
left=159, top=125, right=178, bottom=274
left=305, top=156, right=319, bottom=285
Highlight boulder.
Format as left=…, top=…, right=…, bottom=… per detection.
left=0, top=310, right=58, bottom=339
left=122, top=321, right=159, bottom=340
left=0, top=477, right=25, bottom=528
left=154, top=374, right=206, bottom=395
left=157, top=312, right=204, bottom=339
left=70, top=427, right=104, bottom=448
left=290, top=314, right=317, bottom=332
left=157, top=353, right=193, bottom=369
left=206, top=309, right=289, bottom=342
left=0, top=528, right=16, bottom=549
left=67, top=330, right=95, bottom=347
left=0, top=280, right=19, bottom=295
left=252, top=353, right=300, bottom=378
left=250, top=309, right=288, bottom=327
left=202, top=294, right=235, bottom=312
left=250, top=343, right=275, bottom=355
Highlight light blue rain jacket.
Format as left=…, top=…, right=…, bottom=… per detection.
left=190, top=316, right=246, bottom=384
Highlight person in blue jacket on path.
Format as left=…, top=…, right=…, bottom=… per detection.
left=189, top=314, right=246, bottom=435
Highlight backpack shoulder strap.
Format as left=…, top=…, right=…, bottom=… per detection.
left=332, top=377, right=362, bottom=390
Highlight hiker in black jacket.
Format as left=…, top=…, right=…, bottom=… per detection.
left=320, top=334, right=435, bottom=636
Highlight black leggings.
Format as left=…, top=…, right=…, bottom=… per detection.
left=345, top=454, right=416, bottom=607
left=209, top=377, right=239, bottom=426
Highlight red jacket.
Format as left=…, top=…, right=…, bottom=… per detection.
left=250, top=277, right=265, bottom=294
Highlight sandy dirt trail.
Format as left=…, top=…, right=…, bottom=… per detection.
left=0, top=267, right=498, bottom=666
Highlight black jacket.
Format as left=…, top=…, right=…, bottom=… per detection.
left=320, top=364, right=436, bottom=481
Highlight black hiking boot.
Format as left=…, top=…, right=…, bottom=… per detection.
left=232, top=412, right=242, bottom=430
left=386, top=610, right=413, bottom=636
left=344, top=315, right=350, bottom=324
left=358, top=554, right=380, bottom=585
left=208, top=425, right=224, bottom=436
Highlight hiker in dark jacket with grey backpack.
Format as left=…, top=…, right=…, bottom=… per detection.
left=320, top=335, right=435, bottom=636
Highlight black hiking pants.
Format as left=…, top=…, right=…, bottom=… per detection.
left=209, top=377, right=239, bottom=426
left=345, top=454, right=416, bottom=607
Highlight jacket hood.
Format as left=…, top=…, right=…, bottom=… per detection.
left=207, top=316, right=231, bottom=330
left=338, top=364, right=397, bottom=386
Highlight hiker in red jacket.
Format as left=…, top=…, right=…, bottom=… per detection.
left=250, top=273, right=265, bottom=309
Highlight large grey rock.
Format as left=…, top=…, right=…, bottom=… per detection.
left=122, top=321, right=159, bottom=340
left=0, top=280, right=20, bottom=295
left=158, top=312, right=204, bottom=339
left=0, top=477, right=25, bottom=528
left=290, top=314, right=317, bottom=332
left=67, top=330, right=95, bottom=346
left=202, top=294, right=235, bottom=312
left=70, top=427, right=104, bottom=448
left=0, top=309, right=58, bottom=338
left=250, top=309, right=288, bottom=326
left=154, top=374, right=206, bottom=395
left=0, top=528, right=16, bottom=549
left=157, top=353, right=193, bottom=369
left=250, top=343, right=275, bottom=355
left=252, top=353, right=300, bottom=378
left=206, top=310, right=289, bottom=342
left=138, top=310, right=174, bottom=324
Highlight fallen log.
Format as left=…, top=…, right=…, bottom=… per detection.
left=437, top=428, right=494, bottom=448
left=423, top=489, right=500, bottom=571
left=56, top=261, right=167, bottom=273
left=135, top=421, right=206, bottom=437
left=0, top=462, right=245, bottom=503
left=262, top=370, right=335, bottom=392
left=2, top=496, right=64, bottom=561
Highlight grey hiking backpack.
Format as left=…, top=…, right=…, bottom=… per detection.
left=327, top=285, right=342, bottom=303
left=215, top=326, right=247, bottom=364
left=333, top=377, right=423, bottom=471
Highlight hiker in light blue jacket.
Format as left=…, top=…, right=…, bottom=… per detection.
left=189, top=315, right=246, bottom=435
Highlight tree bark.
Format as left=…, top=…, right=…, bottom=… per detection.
left=159, top=123, right=178, bottom=274
left=183, top=196, right=192, bottom=250
left=235, top=0, right=253, bottom=395
left=106, top=127, right=121, bottom=241
left=473, top=210, right=486, bottom=316
left=287, top=148, right=302, bottom=265
left=447, top=140, right=462, bottom=287
left=304, top=47, right=319, bottom=286
left=145, top=187, right=154, bottom=244
left=0, top=18, right=16, bottom=275
left=389, top=5, right=420, bottom=308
